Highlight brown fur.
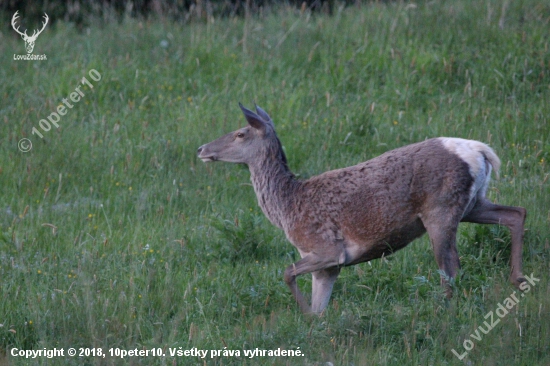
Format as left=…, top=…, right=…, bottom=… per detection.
left=286, top=140, right=471, bottom=263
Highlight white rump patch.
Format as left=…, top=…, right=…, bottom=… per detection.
left=438, top=137, right=500, bottom=202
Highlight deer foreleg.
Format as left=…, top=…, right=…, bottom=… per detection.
left=284, top=252, right=344, bottom=314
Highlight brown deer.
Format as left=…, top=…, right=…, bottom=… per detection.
left=197, top=103, right=526, bottom=314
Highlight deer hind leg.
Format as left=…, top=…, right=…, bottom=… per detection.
left=422, top=213, right=462, bottom=298
left=461, top=198, right=526, bottom=287
left=284, top=250, right=345, bottom=314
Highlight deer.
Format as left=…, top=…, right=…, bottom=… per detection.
left=11, top=11, right=49, bottom=54
left=197, top=103, right=527, bottom=314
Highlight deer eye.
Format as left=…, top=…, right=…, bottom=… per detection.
left=236, top=132, right=245, bottom=139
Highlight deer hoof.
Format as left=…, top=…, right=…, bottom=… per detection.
left=511, top=275, right=527, bottom=290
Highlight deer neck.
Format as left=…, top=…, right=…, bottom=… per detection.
left=248, top=153, right=300, bottom=230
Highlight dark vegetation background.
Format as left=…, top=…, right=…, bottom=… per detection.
left=2, top=0, right=344, bottom=26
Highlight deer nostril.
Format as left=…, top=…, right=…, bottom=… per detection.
left=197, top=146, right=203, bottom=155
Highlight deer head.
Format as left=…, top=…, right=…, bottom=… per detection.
left=12, top=11, right=49, bottom=54
left=197, top=103, right=282, bottom=166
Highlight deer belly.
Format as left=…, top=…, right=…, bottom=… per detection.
left=344, top=218, right=426, bottom=265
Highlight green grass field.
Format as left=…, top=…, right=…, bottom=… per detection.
left=1, top=1, right=549, bottom=364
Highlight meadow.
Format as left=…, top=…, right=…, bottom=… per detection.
left=0, top=0, right=549, bottom=364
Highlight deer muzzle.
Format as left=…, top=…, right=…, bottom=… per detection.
left=197, top=145, right=216, bottom=162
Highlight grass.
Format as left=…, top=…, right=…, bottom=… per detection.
left=1, top=0, right=549, bottom=364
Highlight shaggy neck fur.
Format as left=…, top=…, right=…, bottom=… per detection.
left=247, top=137, right=301, bottom=230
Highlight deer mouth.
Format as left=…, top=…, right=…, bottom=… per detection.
left=200, top=156, right=217, bottom=162
left=197, top=150, right=217, bottom=162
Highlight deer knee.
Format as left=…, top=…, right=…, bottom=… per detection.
left=283, top=266, right=296, bottom=286
left=506, top=206, right=527, bottom=233
left=516, top=206, right=527, bottom=225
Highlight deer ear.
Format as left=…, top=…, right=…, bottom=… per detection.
left=254, top=104, right=273, bottom=127
left=239, top=103, right=266, bottom=132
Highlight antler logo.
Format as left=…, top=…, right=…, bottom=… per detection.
left=12, top=11, right=49, bottom=54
